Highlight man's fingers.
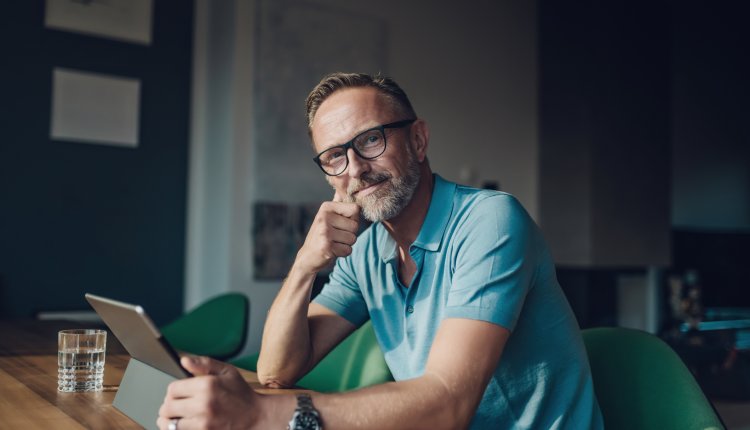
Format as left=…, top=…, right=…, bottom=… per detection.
left=158, top=396, right=192, bottom=423
left=329, top=228, right=357, bottom=246
left=181, top=355, right=227, bottom=376
left=328, top=214, right=359, bottom=236
left=331, top=242, right=353, bottom=258
left=164, top=356, right=236, bottom=400
left=158, top=391, right=203, bottom=424
left=333, top=190, right=344, bottom=203
left=165, top=376, right=210, bottom=399
left=157, top=357, right=256, bottom=430
left=157, top=415, right=200, bottom=430
left=157, top=416, right=170, bottom=430
left=157, top=415, right=173, bottom=430
left=326, top=201, right=360, bottom=219
left=296, top=198, right=361, bottom=274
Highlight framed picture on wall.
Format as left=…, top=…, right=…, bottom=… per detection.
left=253, top=202, right=319, bottom=280
left=44, top=0, right=153, bottom=45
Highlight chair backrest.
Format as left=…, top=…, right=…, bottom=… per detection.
left=231, top=320, right=393, bottom=392
left=161, top=292, right=249, bottom=360
left=582, top=327, right=725, bottom=430
left=296, top=319, right=393, bottom=392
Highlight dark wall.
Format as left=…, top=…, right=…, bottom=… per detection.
left=671, top=1, right=750, bottom=230
left=0, top=1, right=194, bottom=324
left=538, top=0, right=671, bottom=267
left=538, top=0, right=672, bottom=325
left=539, top=0, right=750, bottom=324
left=669, top=2, right=750, bottom=307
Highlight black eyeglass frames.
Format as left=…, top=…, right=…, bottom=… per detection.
left=312, top=119, right=416, bottom=176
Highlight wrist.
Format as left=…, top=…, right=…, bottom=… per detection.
left=250, top=393, right=293, bottom=430
left=288, top=393, right=323, bottom=430
left=288, top=260, right=319, bottom=285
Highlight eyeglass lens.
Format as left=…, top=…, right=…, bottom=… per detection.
left=318, top=128, right=386, bottom=175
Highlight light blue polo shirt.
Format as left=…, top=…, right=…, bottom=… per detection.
left=314, top=175, right=603, bottom=429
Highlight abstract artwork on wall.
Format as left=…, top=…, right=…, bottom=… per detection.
left=253, top=202, right=319, bottom=280
left=253, top=0, right=387, bottom=203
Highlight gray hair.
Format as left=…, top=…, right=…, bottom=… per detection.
left=305, top=72, right=417, bottom=133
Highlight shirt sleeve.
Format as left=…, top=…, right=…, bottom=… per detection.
left=444, top=194, right=538, bottom=331
left=312, top=254, right=370, bottom=327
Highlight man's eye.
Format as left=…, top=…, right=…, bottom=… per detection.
left=322, top=150, right=345, bottom=165
left=358, top=132, right=382, bottom=147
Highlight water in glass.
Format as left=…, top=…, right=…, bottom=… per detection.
left=57, top=329, right=106, bottom=392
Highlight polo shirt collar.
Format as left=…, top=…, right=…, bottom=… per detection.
left=377, top=228, right=398, bottom=264
left=412, top=174, right=455, bottom=252
left=378, top=174, right=456, bottom=263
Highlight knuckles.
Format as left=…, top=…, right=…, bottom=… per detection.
left=202, top=376, right=221, bottom=394
left=298, top=200, right=360, bottom=271
left=166, top=382, right=179, bottom=398
left=205, top=395, right=221, bottom=416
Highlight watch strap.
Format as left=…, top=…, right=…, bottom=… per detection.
left=288, top=393, right=322, bottom=430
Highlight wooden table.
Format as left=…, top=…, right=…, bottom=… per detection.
left=0, top=320, right=292, bottom=429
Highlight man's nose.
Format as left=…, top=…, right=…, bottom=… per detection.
left=346, top=147, right=370, bottom=178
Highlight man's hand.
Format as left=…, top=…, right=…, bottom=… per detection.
left=157, top=356, right=260, bottom=430
left=294, top=191, right=360, bottom=275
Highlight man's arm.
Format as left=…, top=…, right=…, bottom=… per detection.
left=257, top=197, right=360, bottom=387
left=259, top=301, right=356, bottom=387
left=158, top=317, right=509, bottom=430
left=307, top=317, right=509, bottom=429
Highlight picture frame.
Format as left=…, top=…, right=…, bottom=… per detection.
left=45, top=0, right=153, bottom=45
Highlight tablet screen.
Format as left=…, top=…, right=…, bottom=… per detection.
left=85, top=293, right=191, bottom=378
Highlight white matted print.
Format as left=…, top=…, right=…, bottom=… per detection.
left=50, top=68, right=141, bottom=148
left=45, top=0, right=153, bottom=45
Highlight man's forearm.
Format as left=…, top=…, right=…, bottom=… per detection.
left=259, top=197, right=360, bottom=386
left=256, top=318, right=507, bottom=430
left=257, top=264, right=317, bottom=387
left=259, top=373, right=476, bottom=430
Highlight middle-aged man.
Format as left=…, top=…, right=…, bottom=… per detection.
left=158, top=73, right=603, bottom=429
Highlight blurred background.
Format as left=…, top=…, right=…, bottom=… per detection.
left=1, top=0, right=748, bottom=426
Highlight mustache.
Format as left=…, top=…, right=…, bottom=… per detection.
left=346, top=171, right=392, bottom=200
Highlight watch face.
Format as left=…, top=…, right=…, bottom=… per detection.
left=297, top=412, right=320, bottom=429
left=289, top=394, right=321, bottom=430
left=291, top=411, right=320, bottom=430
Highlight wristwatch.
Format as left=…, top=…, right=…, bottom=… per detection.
left=287, top=393, right=322, bottom=430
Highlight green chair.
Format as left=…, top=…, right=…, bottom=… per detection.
left=582, top=327, right=725, bottom=430
left=232, top=320, right=393, bottom=392
left=161, top=292, right=249, bottom=360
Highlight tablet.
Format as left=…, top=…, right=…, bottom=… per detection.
left=85, top=293, right=191, bottom=378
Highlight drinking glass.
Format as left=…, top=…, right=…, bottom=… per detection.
left=57, top=329, right=107, bottom=392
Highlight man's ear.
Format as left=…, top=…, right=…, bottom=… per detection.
left=410, top=119, right=429, bottom=162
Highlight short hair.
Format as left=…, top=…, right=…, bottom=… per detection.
left=305, top=72, right=417, bottom=132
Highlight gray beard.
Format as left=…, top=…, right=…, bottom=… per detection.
left=343, top=155, right=421, bottom=222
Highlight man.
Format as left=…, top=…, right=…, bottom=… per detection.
left=158, top=73, right=603, bottom=429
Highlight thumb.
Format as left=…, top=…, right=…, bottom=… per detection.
left=333, top=189, right=344, bottom=203
left=181, top=355, right=227, bottom=376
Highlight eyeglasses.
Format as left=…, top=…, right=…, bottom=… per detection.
left=313, top=119, right=416, bottom=176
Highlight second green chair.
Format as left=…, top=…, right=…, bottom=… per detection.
left=232, top=319, right=393, bottom=392
left=582, top=327, right=725, bottom=430
left=161, top=292, right=249, bottom=360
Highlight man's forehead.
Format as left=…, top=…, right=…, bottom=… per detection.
left=311, top=87, right=390, bottom=150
